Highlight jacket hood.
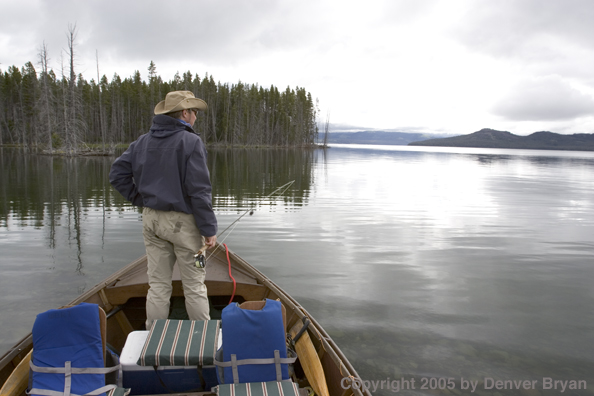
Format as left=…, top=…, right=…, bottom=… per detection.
left=149, top=114, right=195, bottom=138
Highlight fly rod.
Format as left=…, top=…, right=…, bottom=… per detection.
left=194, top=180, right=295, bottom=266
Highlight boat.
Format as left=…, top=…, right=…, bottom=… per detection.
left=0, top=243, right=370, bottom=396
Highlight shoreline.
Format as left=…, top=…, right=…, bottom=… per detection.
left=0, top=143, right=329, bottom=156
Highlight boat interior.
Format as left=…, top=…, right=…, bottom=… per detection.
left=0, top=245, right=362, bottom=396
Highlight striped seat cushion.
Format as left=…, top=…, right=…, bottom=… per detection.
left=137, top=319, right=220, bottom=367
left=214, top=381, right=301, bottom=396
left=107, top=387, right=131, bottom=396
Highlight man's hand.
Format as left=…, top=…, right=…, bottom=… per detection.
left=204, top=235, right=217, bottom=249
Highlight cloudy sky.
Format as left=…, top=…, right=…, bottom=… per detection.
left=2, top=0, right=594, bottom=135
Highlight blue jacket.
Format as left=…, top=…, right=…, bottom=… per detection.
left=109, top=115, right=217, bottom=237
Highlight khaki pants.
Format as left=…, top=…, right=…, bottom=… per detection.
left=142, top=207, right=210, bottom=329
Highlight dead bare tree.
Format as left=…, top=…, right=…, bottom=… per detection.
left=323, top=110, right=330, bottom=147
left=66, top=24, right=77, bottom=154
left=38, top=42, right=55, bottom=153
left=64, top=23, right=85, bottom=155
left=96, top=50, right=106, bottom=152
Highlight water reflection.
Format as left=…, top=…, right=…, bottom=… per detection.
left=0, top=147, right=317, bottom=353
left=209, top=147, right=315, bottom=211
left=0, top=147, right=317, bottom=282
left=3, top=145, right=594, bottom=395
left=1, top=150, right=116, bottom=267
left=0, top=147, right=317, bottom=229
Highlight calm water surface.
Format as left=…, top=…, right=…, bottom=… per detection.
left=2, top=145, right=594, bottom=395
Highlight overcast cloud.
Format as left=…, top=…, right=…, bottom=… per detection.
left=1, top=0, right=594, bottom=135
left=492, top=76, right=594, bottom=121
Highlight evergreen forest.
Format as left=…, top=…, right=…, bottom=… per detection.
left=0, top=32, right=319, bottom=154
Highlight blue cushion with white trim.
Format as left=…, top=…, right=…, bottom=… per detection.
left=30, top=303, right=107, bottom=396
left=219, top=299, right=289, bottom=384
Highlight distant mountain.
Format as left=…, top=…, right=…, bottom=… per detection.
left=408, top=128, right=594, bottom=151
left=326, top=131, right=450, bottom=145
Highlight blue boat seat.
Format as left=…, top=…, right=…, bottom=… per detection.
left=28, top=303, right=125, bottom=396
left=214, top=299, right=296, bottom=385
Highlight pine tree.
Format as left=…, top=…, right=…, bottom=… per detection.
left=1, top=42, right=320, bottom=150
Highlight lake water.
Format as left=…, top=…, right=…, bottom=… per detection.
left=2, top=145, right=594, bottom=395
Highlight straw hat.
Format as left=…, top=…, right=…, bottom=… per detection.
left=154, top=91, right=208, bottom=115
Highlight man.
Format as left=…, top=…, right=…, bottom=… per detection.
left=109, top=90, right=217, bottom=329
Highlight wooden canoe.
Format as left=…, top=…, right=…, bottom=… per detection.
left=0, top=244, right=370, bottom=396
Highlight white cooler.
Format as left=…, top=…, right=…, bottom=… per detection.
left=120, top=331, right=218, bottom=395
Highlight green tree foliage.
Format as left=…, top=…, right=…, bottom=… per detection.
left=0, top=60, right=319, bottom=152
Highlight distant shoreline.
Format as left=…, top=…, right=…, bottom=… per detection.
left=326, top=131, right=451, bottom=146
left=408, top=128, right=594, bottom=152
left=324, top=128, right=594, bottom=152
